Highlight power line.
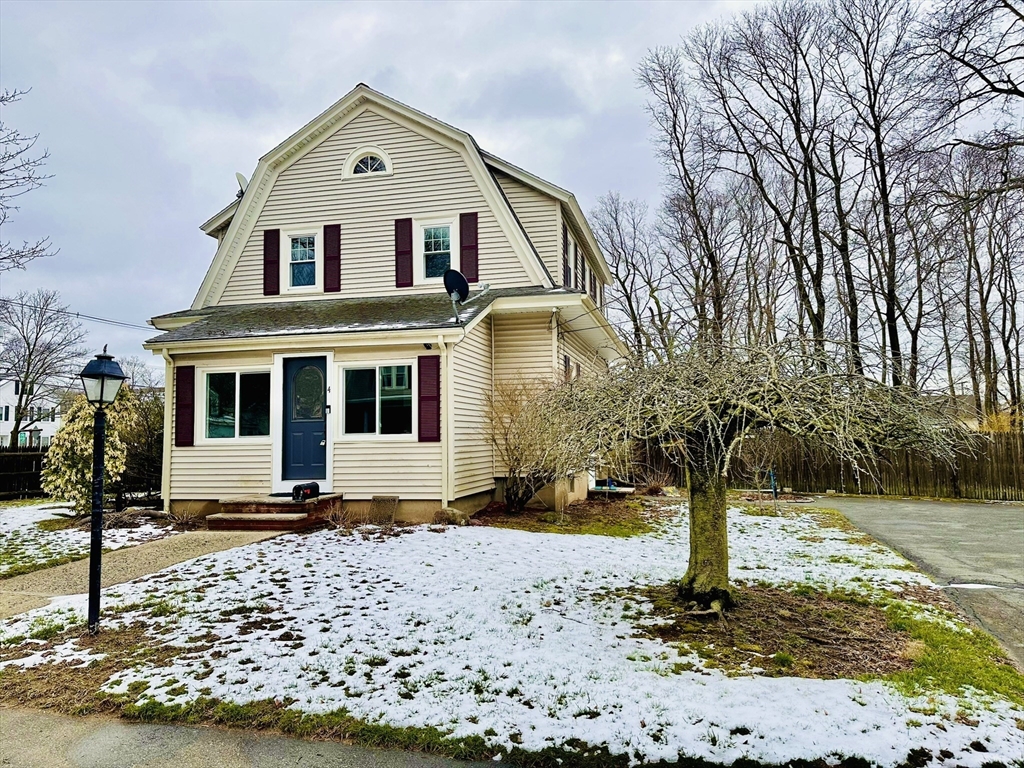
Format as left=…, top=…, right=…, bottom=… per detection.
left=0, top=297, right=152, bottom=332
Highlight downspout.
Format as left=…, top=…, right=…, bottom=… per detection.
left=436, top=334, right=451, bottom=508
left=160, top=349, right=173, bottom=513
left=550, top=308, right=559, bottom=382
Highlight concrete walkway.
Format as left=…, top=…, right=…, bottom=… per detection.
left=0, top=531, right=278, bottom=619
left=0, top=706, right=488, bottom=768
left=813, top=495, right=1024, bottom=667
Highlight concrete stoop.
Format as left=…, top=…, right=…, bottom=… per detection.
left=206, top=493, right=343, bottom=531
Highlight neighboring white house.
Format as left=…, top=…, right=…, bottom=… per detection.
left=0, top=379, right=62, bottom=448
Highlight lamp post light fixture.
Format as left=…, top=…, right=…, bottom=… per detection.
left=80, top=346, right=126, bottom=634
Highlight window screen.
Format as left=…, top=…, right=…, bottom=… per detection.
left=345, top=368, right=376, bottom=434
left=379, top=365, right=412, bottom=435
left=239, top=373, right=270, bottom=436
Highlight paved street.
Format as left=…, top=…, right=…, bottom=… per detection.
left=0, top=707, right=489, bottom=768
left=813, top=495, right=1024, bottom=667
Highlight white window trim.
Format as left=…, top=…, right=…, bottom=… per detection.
left=280, top=226, right=324, bottom=295
left=336, top=358, right=418, bottom=442
left=195, top=365, right=273, bottom=444
left=342, top=145, right=394, bottom=179
left=413, top=216, right=459, bottom=286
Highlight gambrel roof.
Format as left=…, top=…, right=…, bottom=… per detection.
left=193, top=84, right=610, bottom=308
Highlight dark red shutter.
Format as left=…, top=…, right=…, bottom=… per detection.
left=324, top=224, right=341, bottom=292
left=174, top=365, right=195, bottom=447
left=460, top=212, right=479, bottom=283
left=263, top=229, right=280, bottom=296
left=418, top=355, right=441, bottom=442
left=562, top=222, right=570, bottom=288
left=395, top=218, right=413, bottom=288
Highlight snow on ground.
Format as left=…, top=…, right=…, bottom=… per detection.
left=0, top=503, right=175, bottom=576
left=2, top=504, right=1022, bottom=766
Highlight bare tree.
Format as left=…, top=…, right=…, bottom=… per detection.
left=486, top=378, right=597, bottom=513
left=0, top=290, right=87, bottom=443
left=590, top=194, right=685, bottom=361
left=0, top=90, right=55, bottom=273
left=562, top=343, right=972, bottom=613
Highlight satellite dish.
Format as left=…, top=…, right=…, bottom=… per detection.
left=235, top=172, right=248, bottom=199
left=443, top=269, right=470, bottom=327
left=443, top=269, right=470, bottom=303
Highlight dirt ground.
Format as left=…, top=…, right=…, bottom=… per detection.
left=472, top=496, right=679, bottom=537
left=629, top=583, right=923, bottom=679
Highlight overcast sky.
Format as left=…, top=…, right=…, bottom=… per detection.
left=0, top=0, right=753, bottom=374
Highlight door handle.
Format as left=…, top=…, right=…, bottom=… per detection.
left=320, top=440, right=326, bottom=446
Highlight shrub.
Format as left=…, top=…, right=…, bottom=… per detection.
left=41, top=389, right=134, bottom=514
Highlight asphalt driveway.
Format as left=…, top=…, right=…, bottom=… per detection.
left=813, top=495, right=1024, bottom=667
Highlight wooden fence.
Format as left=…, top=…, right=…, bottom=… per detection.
left=0, top=447, right=48, bottom=500
left=737, top=432, right=1024, bottom=502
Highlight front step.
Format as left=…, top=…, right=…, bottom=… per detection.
left=206, top=512, right=321, bottom=531
left=208, top=492, right=343, bottom=531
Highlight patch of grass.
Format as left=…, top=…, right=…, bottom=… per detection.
left=0, top=552, right=91, bottom=580
left=881, top=601, right=1024, bottom=707
left=477, top=497, right=677, bottom=538
left=0, top=497, right=53, bottom=509
left=1, top=621, right=982, bottom=768
left=622, top=579, right=1024, bottom=710
left=35, top=516, right=83, bottom=532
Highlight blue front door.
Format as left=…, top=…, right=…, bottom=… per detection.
left=283, top=356, right=327, bottom=481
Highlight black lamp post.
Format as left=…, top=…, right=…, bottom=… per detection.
left=80, top=346, right=126, bottom=634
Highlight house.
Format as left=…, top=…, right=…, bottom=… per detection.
left=0, top=379, right=62, bottom=448
left=144, top=84, right=625, bottom=522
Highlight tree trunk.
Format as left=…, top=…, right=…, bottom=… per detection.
left=678, top=466, right=732, bottom=609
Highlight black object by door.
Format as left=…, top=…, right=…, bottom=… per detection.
left=283, top=356, right=327, bottom=481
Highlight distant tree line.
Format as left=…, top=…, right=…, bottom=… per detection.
left=593, top=0, right=1023, bottom=431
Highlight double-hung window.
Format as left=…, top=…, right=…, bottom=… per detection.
left=423, top=225, right=450, bottom=279
left=289, top=235, right=316, bottom=288
left=205, top=371, right=271, bottom=439
left=343, top=363, right=414, bottom=436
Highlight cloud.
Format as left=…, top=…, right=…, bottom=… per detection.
left=0, top=0, right=755, bottom=368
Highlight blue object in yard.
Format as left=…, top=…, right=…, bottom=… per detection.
left=769, top=468, right=778, bottom=500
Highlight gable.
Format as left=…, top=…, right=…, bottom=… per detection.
left=198, top=90, right=552, bottom=308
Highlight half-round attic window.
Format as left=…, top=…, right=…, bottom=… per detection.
left=344, top=146, right=393, bottom=178
left=353, top=154, right=387, bottom=174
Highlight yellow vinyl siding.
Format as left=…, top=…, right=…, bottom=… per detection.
left=219, top=108, right=534, bottom=304
left=452, top=316, right=493, bottom=499
left=332, top=442, right=441, bottom=500
left=166, top=345, right=444, bottom=501
left=492, top=313, right=555, bottom=383
left=168, top=351, right=273, bottom=499
left=494, top=170, right=560, bottom=280
left=333, top=343, right=443, bottom=500
left=559, top=329, right=608, bottom=379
